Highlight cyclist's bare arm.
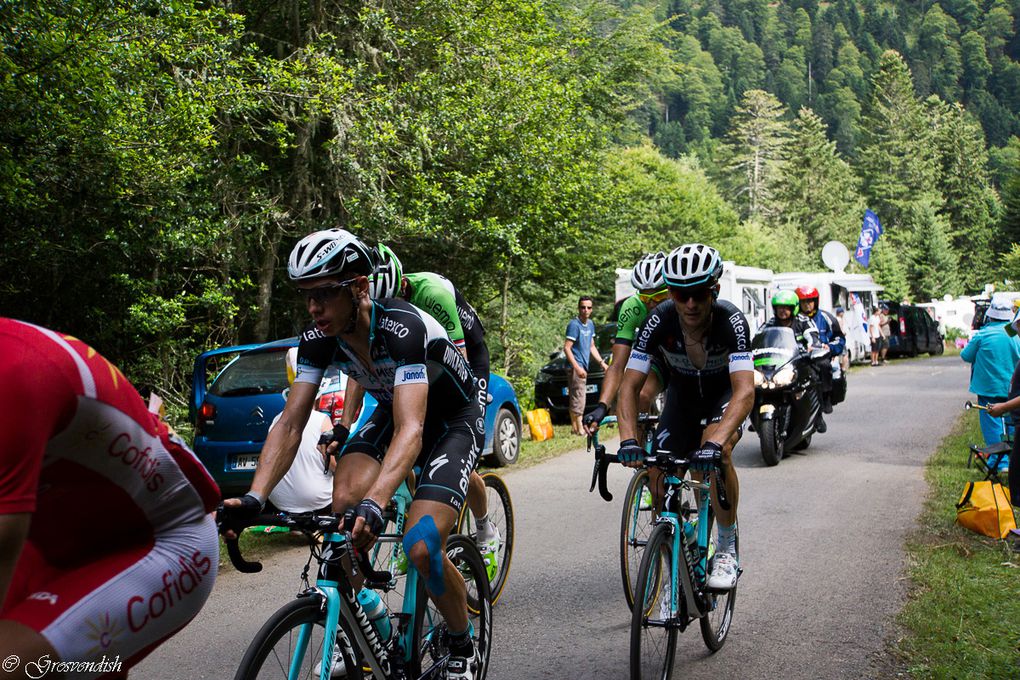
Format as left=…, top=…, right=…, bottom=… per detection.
left=246, top=381, right=319, bottom=499
left=710, top=370, right=754, bottom=447
left=617, top=366, right=647, bottom=443
left=340, top=380, right=365, bottom=430
left=585, top=343, right=631, bottom=433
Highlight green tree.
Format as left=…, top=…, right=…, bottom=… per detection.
left=904, top=198, right=962, bottom=299
left=721, top=89, right=790, bottom=220
left=773, top=107, right=866, bottom=261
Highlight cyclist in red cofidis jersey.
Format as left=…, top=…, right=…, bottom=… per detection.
left=0, top=318, right=220, bottom=678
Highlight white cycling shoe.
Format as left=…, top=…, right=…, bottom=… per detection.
left=444, top=646, right=479, bottom=680
left=316, top=644, right=348, bottom=678
left=707, top=552, right=738, bottom=590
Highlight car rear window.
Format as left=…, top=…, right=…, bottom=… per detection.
left=210, top=350, right=289, bottom=397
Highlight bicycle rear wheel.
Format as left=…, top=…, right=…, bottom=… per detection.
left=699, top=520, right=737, bottom=652
left=630, top=523, right=677, bottom=680
left=620, top=468, right=655, bottom=610
left=234, top=595, right=364, bottom=680
left=411, top=534, right=493, bottom=680
left=457, top=472, right=515, bottom=604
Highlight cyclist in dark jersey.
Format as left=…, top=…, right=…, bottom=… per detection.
left=362, top=245, right=501, bottom=580
left=617, top=244, right=754, bottom=591
left=221, top=229, right=482, bottom=680
left=583, top=252, right=669, bottom=433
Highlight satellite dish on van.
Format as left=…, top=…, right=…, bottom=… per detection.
left=821, top=241, right=850, bottom=273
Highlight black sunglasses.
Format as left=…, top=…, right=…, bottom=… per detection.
left=669, top=286, right=712, bottom=303
left=298, top=281, right=352, bottom=305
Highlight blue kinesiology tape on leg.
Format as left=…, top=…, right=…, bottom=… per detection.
left=403, top=515, right=446, bottom=596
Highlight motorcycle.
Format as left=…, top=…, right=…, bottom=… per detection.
left=749, top=326, right=827, bottom=466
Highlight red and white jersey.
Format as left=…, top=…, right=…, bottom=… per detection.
left=0, top=319, right=220, bottom=559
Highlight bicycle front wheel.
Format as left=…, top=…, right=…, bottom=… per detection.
left=630, top=523, right=677, bottom=680
left=700, top=523, right=737, bottom=652
left=457, top=472, right=515, bottom=604
left=620, top=468, right=656, bottom=610
left=234, top=595, right=363, bottom=680
left=411, top=534, right=493, bottom=680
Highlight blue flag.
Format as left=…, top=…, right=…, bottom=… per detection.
left=855, top=209, right=883, bottom=267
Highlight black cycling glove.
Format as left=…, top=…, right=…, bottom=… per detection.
left=618, top=438, right=644, bottom=464
left=318, top=422, right=350, bottom=448
left=690, top=441, right=723, bottom=471
left=583, top=402, right=609, bottom=429
left=218, top=493, right=265, bottom=535
left=353, top=498, right=385, bottom=538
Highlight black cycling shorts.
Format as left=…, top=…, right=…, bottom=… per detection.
left=652, top=386, right=740, bottom=457
left=342, top=401, right=483, bottom=514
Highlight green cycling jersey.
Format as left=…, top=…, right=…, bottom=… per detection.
left=404, top=272, right=469, bottom=348
left=614, top=294, right=648, bottom=346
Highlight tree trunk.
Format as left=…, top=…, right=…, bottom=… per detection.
left=500, top=259, right=512, bottom=374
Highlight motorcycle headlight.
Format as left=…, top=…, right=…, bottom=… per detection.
left=753, top=369, right=764, bottom=387
left=773, top=367, right=795, bottom=386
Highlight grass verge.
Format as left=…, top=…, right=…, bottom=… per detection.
left=896, top=412, right=1020, bottom=678
left=516, top=423, right=601, bottom=469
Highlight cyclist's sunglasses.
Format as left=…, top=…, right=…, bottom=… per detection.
left=638, top=287, right=668, bottom=303
left=668, top=286, right=713, bottom=303
left=298, top=280, right=354, bottom=305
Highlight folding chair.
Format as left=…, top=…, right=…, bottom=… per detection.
left=967, top=408, right=1012, bottom=486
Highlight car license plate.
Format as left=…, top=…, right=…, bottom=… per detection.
left=562, top=385, right=599, bottom=395
left=229, top=453, right=260, bottom=471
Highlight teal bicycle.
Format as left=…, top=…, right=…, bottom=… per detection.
left=221, top=486, right=492, bottom=680
left=588, top=414, right=694, bottom=611
left=590, top=443, right=737, bottom=679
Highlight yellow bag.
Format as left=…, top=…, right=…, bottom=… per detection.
left=525, top=408, right=554, bottom=442
left=956, top=481, right=1016, bottom=539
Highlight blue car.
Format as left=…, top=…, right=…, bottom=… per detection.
left=189, top=338, right=523, bottom=497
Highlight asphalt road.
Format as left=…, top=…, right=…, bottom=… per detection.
left=138, top=354, right=968, bottom=679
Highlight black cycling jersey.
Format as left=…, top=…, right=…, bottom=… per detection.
left=294, top=298, right=477, bottom=418
left=626, top=298, right=753, bottom=405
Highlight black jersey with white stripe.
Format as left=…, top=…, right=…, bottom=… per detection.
left=625, top=298, right=753, bottom=402
left=295, top=299, right=476, bottom=416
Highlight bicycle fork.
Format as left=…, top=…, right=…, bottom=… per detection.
left=660, top=480, right=712, bottom=625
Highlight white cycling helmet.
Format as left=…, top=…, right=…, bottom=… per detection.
left=631, top=252, right=666, bottom=291
left=287, top=228, right=374, bottom=282
left=663, top=243, right=723, bottom=289
left=369, top=244, right=403, bottom=299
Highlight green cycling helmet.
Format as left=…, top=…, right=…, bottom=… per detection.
left=771, top=290, right=800, bottom=315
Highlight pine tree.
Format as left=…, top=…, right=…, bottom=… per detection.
left=903, top=197, right=961, bottom=299
left=773, top=107, right=865, bottom=262
left=927, top=97, right=1001, bottom=289
left=722, top=89, right=790, bottom=220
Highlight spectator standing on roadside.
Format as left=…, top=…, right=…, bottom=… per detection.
left=879, top=304, right=891, bottom=363
left=962, top=299, right=1020, bottom=447
left=835, top=307, right=851, bottom=372
left=565, top=296, right=608, bottom=435
left=868, top=307, right=883, bottom=366
left=985, top=307, right=1020, bottom=499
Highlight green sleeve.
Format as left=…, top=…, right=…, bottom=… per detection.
left=405, top=272, right=465, bottom=344
left=614, top=295, right=647, bottom=345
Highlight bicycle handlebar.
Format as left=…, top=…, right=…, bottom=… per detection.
left=217, top=509, right=393, bottom=587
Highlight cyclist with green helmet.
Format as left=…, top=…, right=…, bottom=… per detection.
left=355, top=244, right=500, bottom=579
left=582, top=252, right=669, bottom=434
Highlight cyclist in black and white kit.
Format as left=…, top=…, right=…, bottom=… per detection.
left=222, top=229, right=482, bottom=680
left=363, top=245, right=502, bottom=578
left=617, top=244, right=754, bottom=590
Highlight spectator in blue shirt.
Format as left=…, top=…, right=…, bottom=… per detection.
left=961, top=299, right=1020, bottom=447
left=565, top=296, right=608, bottom=435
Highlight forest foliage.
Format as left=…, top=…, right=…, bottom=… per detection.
left=3, top=0, right=1020, bottom=419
